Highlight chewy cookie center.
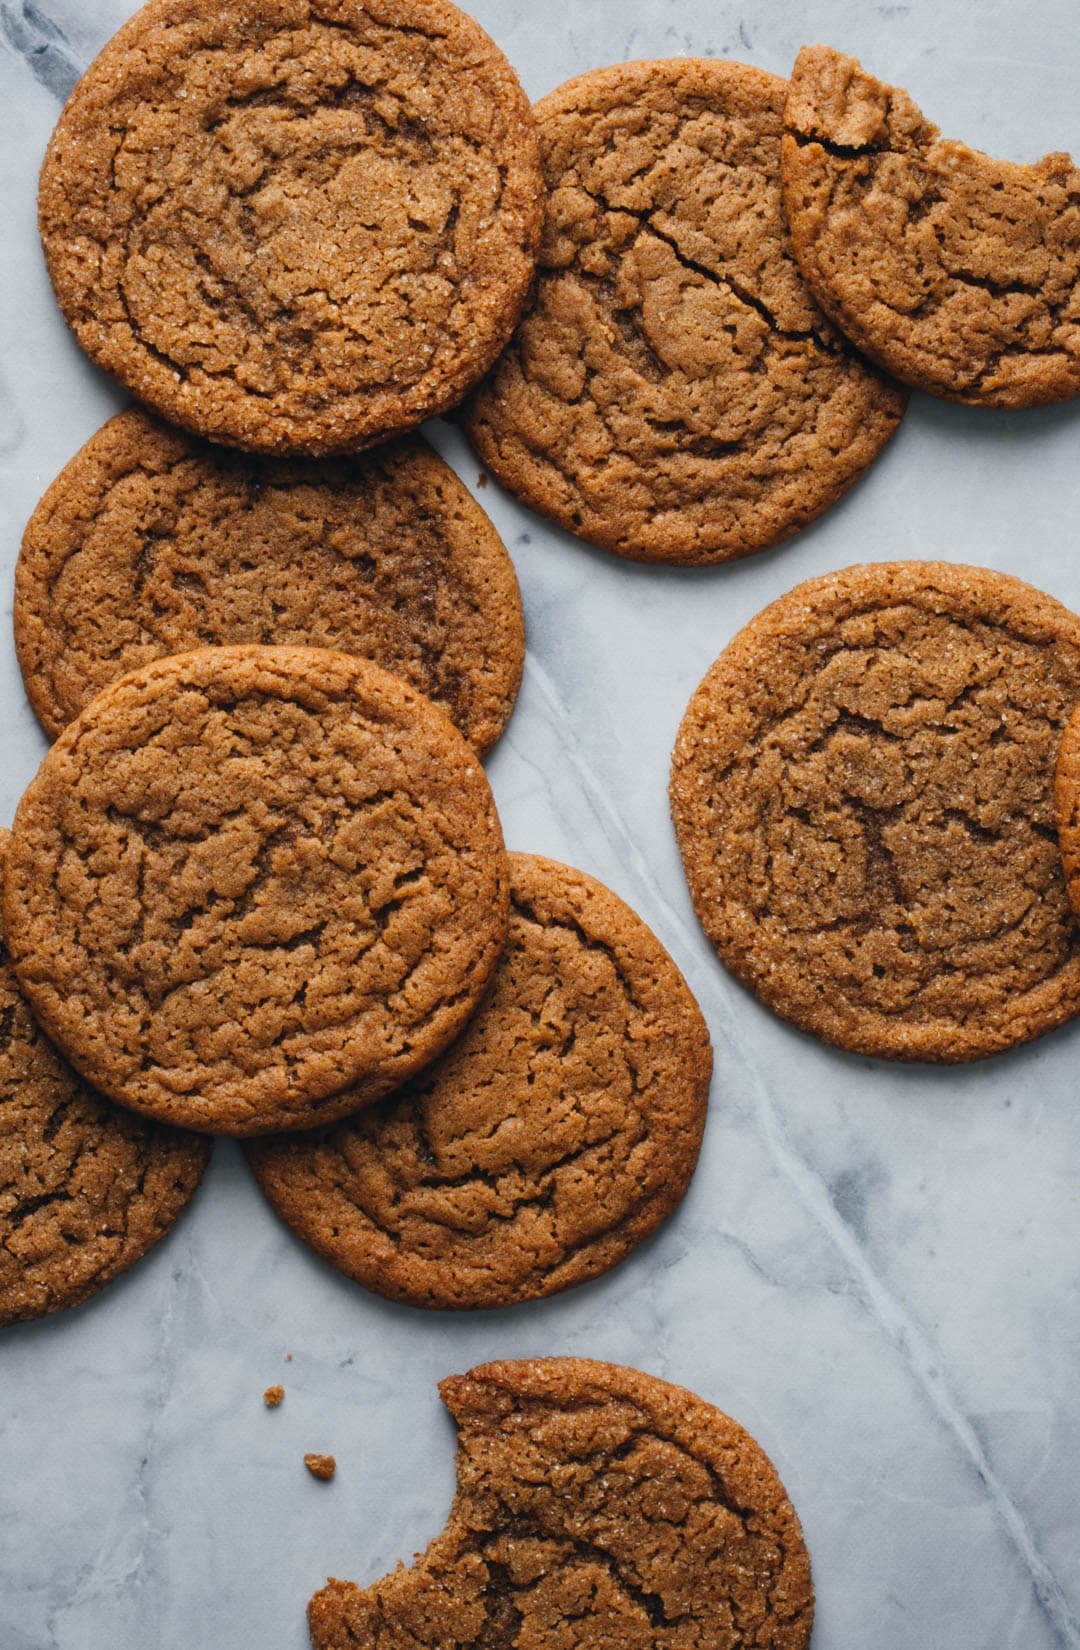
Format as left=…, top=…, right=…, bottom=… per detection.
left=728, top=607, right=1076, bottom=1015
left=53, top=461, right=462, bottom=707
left=345, top=903, right=654, bottom=1247
left=104, top=18, right=500, bottom=399
left=5, top=648, right=508, bottom=1132
left=531, top=94, right=842, bottom=454
left=73, top=694, right=453, bottom=1066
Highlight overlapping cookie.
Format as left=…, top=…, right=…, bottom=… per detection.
left=671, top=561, right=1080, bottom=1061
left=0, top=830, right=210, bottom=1328
left=782, top=46, right=1080, bottom=406
left=247, top=853, right=711, bottom=1309
left=38, top=0, right=544, bottom=454
left=16, top=409, right=524, bottom=754
left=3, top=646, right=509, bottom=1135
left=308, top=1359, right=814, bottom=1650
left=464, top=58, right=907, bottom=565
left=1053, top=705, right=1080, bottom=917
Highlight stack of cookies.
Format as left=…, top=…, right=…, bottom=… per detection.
left=6, top=2, right=1080, bottom=1645
left=1, top=623, right=714, bottom=1314
left=5, top=0, right=721, bottom=1340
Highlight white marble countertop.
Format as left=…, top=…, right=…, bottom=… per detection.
left=2, top=1, right=1079, bottom=1646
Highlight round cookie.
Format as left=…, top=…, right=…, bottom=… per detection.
left=38, top=0, right=543, bottom=455
left=308, top=1358, right=814, bottom=1650
left=462, top=58, right=907, bottom=566
left=3, top=646, right=509, bottom=1136
left=782, top=46, right=1080, bottom=408
left=15, top=408, right=525, bottom=754
left=0, top=830, right=210, bottom=1329
left=670, top=561, right=1080, bottom=1062
left=246, top=853, right=711, bottom=1310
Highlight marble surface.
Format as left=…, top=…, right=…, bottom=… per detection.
left=2, top=0, right=1080, bottom=1645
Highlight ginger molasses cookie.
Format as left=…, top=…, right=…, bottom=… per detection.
left=38, top=0, right=543, bottom=455
left=782, top=47, right=1080, bottom=407
left=1053, top=704, right=1080, bottom=916
left=3, top=647, right=509, bottom=1135
left=246, top=853, right=711, bottom=1309
left=15, top=409, right=525, bottom=754
left=670, top=562, right=1080, bottom=1062
left=462, top=58, right=906, bottom=566
left=0, top=831, right=210, bottom=1329
left=308, top=1358, right=814, bottom=1649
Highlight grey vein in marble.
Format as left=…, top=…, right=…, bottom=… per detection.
left=0, top=1, right=82, bottom=101
left=1, top=3, right=1079, bottom=1648
left=519, top=633, right=1080, bottom=1647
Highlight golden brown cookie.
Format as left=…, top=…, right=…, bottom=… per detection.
left=308, top=1358, right=814, bottom=1649
left=246, top=853, right=711, bottom=1309
left=15, top=409, right=524, bottom=754
left=3, top=646, right=509, bottom=1136
left=38, top=0, right=543, bottom=455
left=782, top=46, right=1080, bottom=407
left=0, top=830, right=209, bottom=1329
left=1053, top=704, right=1080, bottom=916
left=670, top=561, right=1080, bottom=1062
left=462, top=58, right=907, bottom=566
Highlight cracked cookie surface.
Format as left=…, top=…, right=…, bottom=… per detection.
left=670, top=561, right=1080, bottom=1061
left=38, top=0, right=543, bottom=455
left=462, top=58, right=906, bottom=566
left=15, top=408, right=524, bottom=754
left=3, top=646, right=509, bottom=1135
left=1052, top=706, right=1080, bottom=919
left=0, top=831, right=210, bottom=1328
left=308, top=1358, right=813, bottom=1649
left=246, top=853, right=711, bottom=1309
left=782, top=46, right=1080, bottom=407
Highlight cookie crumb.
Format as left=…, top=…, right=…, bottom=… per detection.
left=476, top=472, right=488, bottom=488
left=264, top=1385, right=285, bottom=1408
left=305, top=1453, right=336, bottom=1482
left=285, top=1354, right=293, bottom=1362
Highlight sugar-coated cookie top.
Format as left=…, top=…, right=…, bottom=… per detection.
left=465, top=57, right=906, bottom=564
left=672, top=560, right=1080, bottom=1061
left=0, top=831, right=210, bottom=1327
left=4, top=646, right=509, bottom=1134
left=247, top=852, right=711, bottom=1309
left=782, top=45, right=1080, bottom=406
left=39, top=0, right=543, bottom=453
left=16, top=410, right=524, bottom=753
